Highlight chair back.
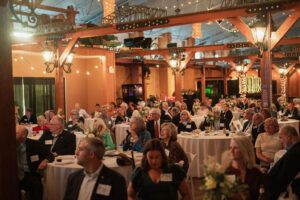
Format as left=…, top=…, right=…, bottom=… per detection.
left=186, top=152, right=197, bottom=178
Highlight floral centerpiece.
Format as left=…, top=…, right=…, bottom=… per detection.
left=193, top=102, right=200, bottom=114
left=206, top=111, right=215, bottom=132
left=85, top=128, right=104, bottom=140
left=153, top=101, right=160, bottom=108
left=201, top=156, right=247, bottom=200
left=139, top=107, right=148, bottom=121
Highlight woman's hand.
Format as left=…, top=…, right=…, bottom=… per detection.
left=178, top=179, right=191, bottom=200
left=127, top=182, right=136, bottom=200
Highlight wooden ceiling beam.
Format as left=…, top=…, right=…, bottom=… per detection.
left=116, top=58, right=166, bottom=65
left=59, top=37, right=78, bottom=67
left=181, top=51, right=195, bottom=71
left=228, top=17, right=255, bottom=43
left=271, top=5, right=300, bottom=50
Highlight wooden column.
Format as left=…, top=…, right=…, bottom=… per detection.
left=201, top=65, right=206, bottom=102
left=175, top=71, right=182, bottom=101
left=55, top=41, right=65, bottom=114
left=260, top=12, right=272, bottom=108
left=224, top=69, right=228, bottom=96
left=0, top=2, right=18, bottom=200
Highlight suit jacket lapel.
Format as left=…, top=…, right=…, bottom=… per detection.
left=74, top=171, right=85, bottom=199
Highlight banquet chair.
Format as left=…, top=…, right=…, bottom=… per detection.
left=186, top=152, right=198, bottom=200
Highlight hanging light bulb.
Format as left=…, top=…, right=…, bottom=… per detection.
left=42, top=46, right=53, bottom=63
left=66, top=51, right=74, bottom=64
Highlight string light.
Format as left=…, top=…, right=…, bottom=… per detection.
left=20, top=56, right=24, bottom=60
left=14, top=58, right=18, bottom=62
left=76, top=70, right=80, bottom=74
left=86, top=72, right=90, bottom=75
left=95, top=65, right=99, bottom=69
left=31, top=66, right=35, bottom=70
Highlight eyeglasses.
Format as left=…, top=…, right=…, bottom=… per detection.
left=49, top=123, right=60, bottom=126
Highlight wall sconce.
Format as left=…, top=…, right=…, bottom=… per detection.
left=169, top=53, right=180, bottom=75
left=42, top=41, right=74, bottom=73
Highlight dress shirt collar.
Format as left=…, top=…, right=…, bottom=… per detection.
left=83, top=163, right=103, bottom=179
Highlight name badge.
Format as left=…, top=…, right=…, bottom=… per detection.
left=220, top=123, right=224, bottom=127
left=165, top=149, right=170, bottom=157
left=45, top=140, right=52, bottom=145
left=96, top=184, right=111, bottom=196
left=186, top=125, right=191, bottom=129
left=68, top=124, right=72, bottom=127
left=226, top=175, right=236, bottom=183
left=30, top=155, right=39, bottom=162
left=160, top=173, right=172, bottom=182
left=288, top=114, right=292, bottom=118
left=108, top=121, right=111, bottom=125
left=39, top=130, right=43, bottom=134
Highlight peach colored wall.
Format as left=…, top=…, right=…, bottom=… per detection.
left=115, top=65, right=132, bottom=98
left=288, top=69, right=300, bottom=98
left=12, top=51, right=116, bottom=117
left=182, top=68, right=196, bottom=90
left=146, top=67, right=161, bottom=98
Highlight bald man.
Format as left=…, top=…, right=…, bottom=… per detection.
left=16, top=125, right=54, bottom=200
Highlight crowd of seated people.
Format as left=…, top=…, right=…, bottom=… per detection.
left=15, top=96, right=300, bottom=200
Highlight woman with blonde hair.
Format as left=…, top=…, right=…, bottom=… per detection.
left=161, top=122, right=189, bottom=172
left=227, top=136, right=269, bottom=199
left=255, top=117, right=283, bottom=169
left=93, top=118, right=115, bottom=150
left=178, top=110, right=196, bottom=133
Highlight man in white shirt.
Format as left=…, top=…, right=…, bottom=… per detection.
left=64, top=138, right=127, bottom=200
left=75, top=103, right=90, bottom=119
left=242, top=108, right=255, bottom=134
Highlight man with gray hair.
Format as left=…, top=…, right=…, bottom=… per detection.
left=268, top=126, right=300, bottom=199
left=242, top=108, right=255, bottom=133
left=146, top=108, right=161, bottom=139
left=39, top=116, right=76, bottom=156
left=64, top=138, right=127, bottom=200
left=251, top=113, right=265, bottom=145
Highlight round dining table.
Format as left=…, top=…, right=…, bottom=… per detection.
left=177, top=131, right=248, bottom=177
left=115, top=123, right=130, bottom=146
left=278, top=119, right=299, bottom=134
left=45, top=151, right=142, bottom=200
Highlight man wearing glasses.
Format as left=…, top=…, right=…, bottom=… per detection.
left=39, top=115, right=76, bottom=156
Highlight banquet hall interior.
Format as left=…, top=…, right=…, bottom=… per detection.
left=1, top=0, right=300, bottom=199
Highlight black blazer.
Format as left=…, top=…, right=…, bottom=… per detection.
left=242, top=120, right=252, bottom=132
left=24, top=139, right=54, bottom=172
left=268, top=142, right=300, bottom=199
left=161, top=109, right=172, bottom=123
left=222, top=110, right=233, bottom=130
left=178, top=121, right=197, bottom=133
left=251, top=123, right=265, bottom=145
left=146, top=120, right=162, bottom=139
left=19, top=114, right=37, bottom=124
left=39, top=129, right=76, bottom=156
left=284, top=108, right=299, bottom=120
left=172, top=114, right=180, bottom=127
left=64, top=165, right=127, bottom=200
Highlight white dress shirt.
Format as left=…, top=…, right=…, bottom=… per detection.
left=78, top=164, right=103, bottom=200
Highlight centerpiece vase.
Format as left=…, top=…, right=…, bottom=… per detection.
left=209, top=122, right=214, bottom=133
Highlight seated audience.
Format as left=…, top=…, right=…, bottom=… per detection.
left=19, top=107, right=37, bottom=124
left=268, top=126, right=300, bottom=199
left=127, top=139, right=190, bottom=200
left=93, top=118, right=115, bottom=150
left=161, top=122, right=189, bottom=172
left=171, top=107, right=181, bottom=127
left=255, top=118, right=283, bottom=169
left=66, top=110, right=84, bottom=133
left=16, top=125, right=54, bottom=200
left=32, top=115, right=50, bottom=133
left=242, top=109, right=255, bottom=134
left=178, top=110, right=197, bottom=133
left=180, top=102, right=188, bottom=111
left=115, top=107, right=127, bottom=124
left=91, top=103, right=101, bottom=118
left=284, top=102, right=299, bottom=120
left=49, top=110, right=56, bottom=120
left=74, top=103, right=90, bottom=119
left=227, top=136, right=269, bottom=200
left=196, top=103, right=208, bottom=117
left=108, top=102, right=117, bottom=117
left=64, top=138, right=127, bottom=200
left=161, top=102, right=172, bottom=123
left=251, top=113, right=265, bottom=146
left=100, top=105, right=114, bottom=131
left=39, top=116, right=76, bottom=156
left=44, top=110, right=50, bottom=125
left=261, top=108, right=271, bottom=120
left=146, top=108, right=162, bottom=139
left=200, top=107, right=225, bottom=131
left=222, top=103, right=233, bottom=130
left=123, top=116, right=151, bottom=152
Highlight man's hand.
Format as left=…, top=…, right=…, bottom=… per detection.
left=37, top=159, right=48, bottom=171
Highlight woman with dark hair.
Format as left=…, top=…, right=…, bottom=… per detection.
left=127, top=139, right=190, bottom=200
left=261, top=108, right=272, bottom=120
left=161, top=122, right=189, bottom=172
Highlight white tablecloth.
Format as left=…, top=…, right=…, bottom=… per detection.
left=191, top=116, right=205, bottom=128
left=84, top=118, right=96, bottom=130
left=278, top=119, right=299, bottom=135
left=45, top=152, right=142, bottom=200
left=115, top=124, right=130, bottom=146
left=177, top=132, right=235, bottom=177
left=232, top=111, right=243, bottom=120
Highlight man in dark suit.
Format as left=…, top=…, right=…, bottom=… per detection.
left=171, top=107, right=181, bottom=127
left=64, top=138, right=127, bottom=200
left=268, top=126, right=300, bottom=199
left=242, top=109, right=255, bottom=133
left=161, top=102, right=172, bottom=123
left=146, top=108, right=162, bottom=139
left=251, top=113, right=265, bottom=145
left=284, top=102, right=299, bottom=120
left=222, top=103, right=233, bottom=130
left=19, top=107, right=37, bottom=124
left=16, top=125, right=54, bottom=200
left=39, top=116, right=76, bottom=156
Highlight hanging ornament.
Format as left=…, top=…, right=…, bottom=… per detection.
left=192, top=23, right=202, bottom=38
left=280, top=75, right=287, bottom=99
left=102, top=0, right=115, bottom=23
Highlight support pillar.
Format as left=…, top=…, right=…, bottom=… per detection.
left=0, top=2, right=18, bottom=199
left=201, top=65, right=206, bottom=102
left=175, top=72, right=182, bottom=101
left=55, top=41, right=65, bottom=114
left=260, top=12, right=272, bottom=108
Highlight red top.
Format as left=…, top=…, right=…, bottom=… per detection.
left=32, top=125, right=50, bottom=133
